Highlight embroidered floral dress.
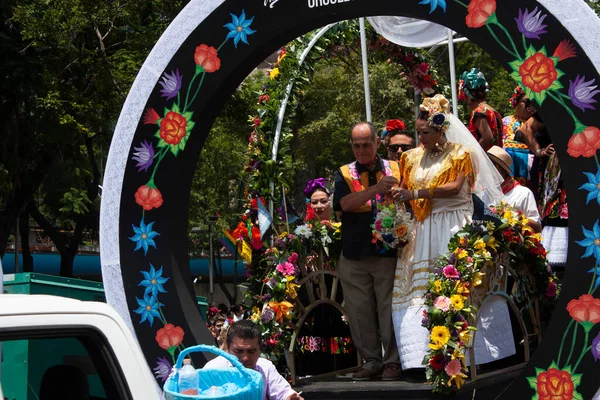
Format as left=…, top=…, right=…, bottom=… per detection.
left=502, top=114, right=532, bottom=185
left=467, top=102, right=503, bottom=150
left=392, top=143, right=475, bottom=369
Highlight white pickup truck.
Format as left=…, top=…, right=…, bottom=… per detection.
left=0, top=294, right=160, bottom=400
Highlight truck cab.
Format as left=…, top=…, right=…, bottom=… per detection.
left=0, top=294, right=159, bottom=400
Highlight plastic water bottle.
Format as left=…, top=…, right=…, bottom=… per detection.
left=178, top=358, right=199, bottom=395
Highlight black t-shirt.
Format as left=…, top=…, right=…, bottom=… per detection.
left=333, top=156, right=396, bottom=260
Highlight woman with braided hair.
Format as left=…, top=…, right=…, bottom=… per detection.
left=502, top=85, right=535, bottom=185
left=459, top=68, right=503, bottom=151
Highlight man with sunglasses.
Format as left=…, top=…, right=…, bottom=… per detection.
left=385, top=129, right=416, bottom=162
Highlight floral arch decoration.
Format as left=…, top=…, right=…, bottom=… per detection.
left=100, top=0, right=600, bottom=397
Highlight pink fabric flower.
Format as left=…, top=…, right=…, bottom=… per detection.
left=287, top=252, right=299, bottom=264
left=434, top=296, right=451, bottom=312
left=308, top=337, right=321, bottom=352
left=276, top=262, right=296, bottom=275
left=349, top=167, right=360, bottom=179
left=443, top=265, right=460, bottom=279
left=444, top=359, right=462, bottom=376
left=558, top=203, right=568, bottom=219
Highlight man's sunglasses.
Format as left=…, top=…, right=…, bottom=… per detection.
left=388, top=144, right=414, bottom=152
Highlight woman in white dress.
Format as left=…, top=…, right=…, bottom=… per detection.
left=391, top=95, right=504, bottom=371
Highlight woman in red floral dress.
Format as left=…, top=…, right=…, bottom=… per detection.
left=459, top=68, right=503, bottom=151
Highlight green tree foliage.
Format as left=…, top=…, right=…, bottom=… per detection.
left=0, top=0, right=186, bottom=275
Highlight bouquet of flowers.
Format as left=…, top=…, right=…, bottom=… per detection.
left=371, top=200, right=413, bottom=251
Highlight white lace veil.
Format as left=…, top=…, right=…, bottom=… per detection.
left=444, top=113, right=504, bottom=204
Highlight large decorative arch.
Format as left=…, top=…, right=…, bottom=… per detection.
left=100, top=0, right=600, bottom=397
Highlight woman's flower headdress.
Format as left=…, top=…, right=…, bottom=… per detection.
left=381, top=119, right=406, bottom=139
left=420, top=94, right=451, bottom=132
left=303, top=178, right=329, bottom=198
left=458, top=68, right=489, bottom=101
left=509, top=84, right=525, bottom=108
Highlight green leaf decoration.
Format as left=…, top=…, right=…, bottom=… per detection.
left=526, top=376, right=537, bottom=390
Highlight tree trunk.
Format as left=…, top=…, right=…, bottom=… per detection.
left=60, top=249, right=76, bottom=277
left=19, top=211, right=33, bottom=272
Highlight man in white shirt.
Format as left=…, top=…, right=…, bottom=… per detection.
left=487, top=146, right=542, bottom=232
left=203, top=320, right=303, bottom=400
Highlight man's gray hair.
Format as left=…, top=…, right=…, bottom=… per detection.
left=351, top=122, right=378, bottom=143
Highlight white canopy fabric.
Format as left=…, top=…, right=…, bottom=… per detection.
left=367, top=16, right=451, bottom=48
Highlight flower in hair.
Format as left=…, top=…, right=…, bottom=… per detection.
left=428, top=112, right=450, bottom=132
left=420, top=94, right=450, bottom=116
left=509, top=85, right=525, bottom=108
left=303, top=178, right=329, bottom=197
left=386, top=119, right=405, bottom=132
left=432, top=114, right=446, bottom=125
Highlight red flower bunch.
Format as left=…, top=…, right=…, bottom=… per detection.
left=567, top=126, right=600, bottom=158
left=429, top=354, right=445, bottom=371
left=465, top=0, right=497, bottom=29
left=155, top=324, right=185, bottom=350
left=251, top=226, right=262, bottom=250
left=386, top=119, right=405, bottom=132
left=135, top=185, right=163, bottom=211
left=566, top=294, right=600, bottom=325
left=232, top=222, right=249, bottom=241
left=194, top=44, right=221, bottom=73
left=258, top=94, right=270, bottom=104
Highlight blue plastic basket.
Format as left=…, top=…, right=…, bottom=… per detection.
left=163, top=345, right=263, bottom=400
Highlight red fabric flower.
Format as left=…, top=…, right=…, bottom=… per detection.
left=519, top=52, right=558, bottom=93
left=305, top=202, right=317, bottom=221
left=258, top=94, right=270, bottom=104
left=429, top=354, right=445, bottom=371
left=553, top=40, right=576, bottom=62
left=135, top=185, right=163, bottom=211
left=143, top=108, right=160, bottom=125
left=232, top=222, right=249, bottom=240
left=155, top=324, right=184, bottom=350
left=567, top=126, right=600, bottom=158
left=253, top=117, right=261, bottom=127
left=251, top=226, right=262, bottom=250
left=536, top=368, right=575, bottom=400
left=386, top=119, right=405, bottom=132
left=566, top=294, right=600, bottom=324
left=159, top=111, right=187, bottom=145
left=466, top=0, right=496, bottom=28
left=194, top=44, right=221, bottom=73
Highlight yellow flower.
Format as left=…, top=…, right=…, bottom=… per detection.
left=433, top=280, right=443, bottom=293
left=454, top=248, right=467, bottom=259
left=486, top=236, right=498, bottom=251
left=454, top=281, right=470, bottom=295
left=428, top=342, right=443, bottom=350
left=472, top=271, right=485, bottom=287
left=279, top=232, right=288, bottom=239
left=268, top=301, right=294, bottom=323
left=269, top=67, right=280, bottom=80
left=450, top=295, right=464, bottom=311
left=250, top=311, right=260, bottom=323
left=485, top=221, right=496, bottom=232
left=459, top=330, right=472, bottom=343
left=503, top=210, right=518, bottom=226
left=430, top=326, right=451, bottom=346
left=277, top=52, right=286, bottom=63
left=285, top=276, right=300, bottom=299
left=448, top=372, right=468, bottom=389
left=473, top=238, right=486, bottom=251
left=452, top=349, right=466, bottom=367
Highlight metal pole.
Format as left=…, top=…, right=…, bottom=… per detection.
left=359, top=18, right=372, bottom=122
left=14, top=216, right=18, bottom=273
left=447, top=29, right=459, bottom=117
left=208, top=223, right=214, bottom=302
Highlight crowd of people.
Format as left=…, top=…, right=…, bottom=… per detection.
left=200, top=68, right=563, bottom=394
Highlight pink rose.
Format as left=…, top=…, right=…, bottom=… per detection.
left=434, top=296, right=451, bottom=312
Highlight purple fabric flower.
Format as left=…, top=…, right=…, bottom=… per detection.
left=261, top=308, right=275, bottom=323
left=153, top=357, right=172, bottom=382
left=421, top=317, right=429, bottom=327
left=159, top=69, right=183, bottom=100
left=569, top=75, right=600, bottom=112
left=303, top=178, right=329, bottom=197
left=132, top=140, right=155, bottom=172
left=515, top=7, right=547, bottom=39
left=592, top=331, right=600, bottom=362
